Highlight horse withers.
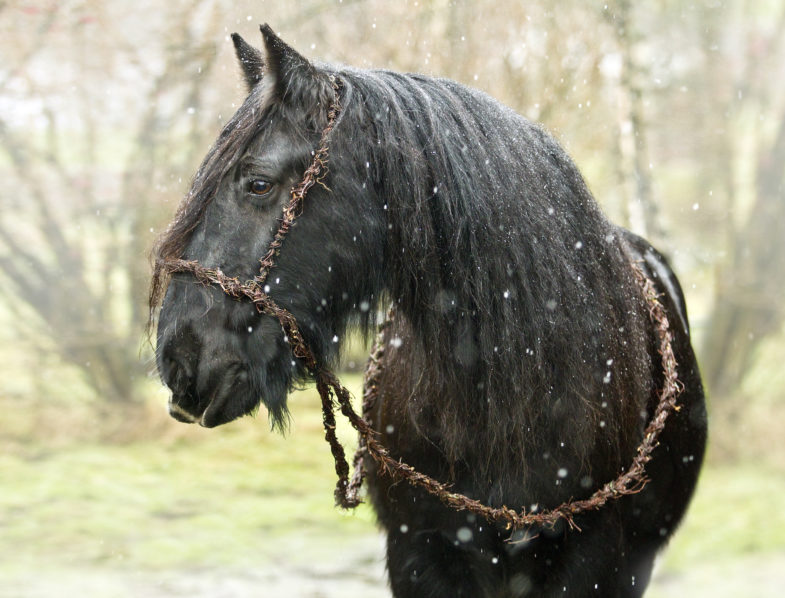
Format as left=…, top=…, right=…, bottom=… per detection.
left=150, top=25, right=707, bottom=598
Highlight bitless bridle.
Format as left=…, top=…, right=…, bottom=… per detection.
left=159, top=77, right=683, bottom=532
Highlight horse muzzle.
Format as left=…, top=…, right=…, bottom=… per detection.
left=158, top=318, right=258, bottom=428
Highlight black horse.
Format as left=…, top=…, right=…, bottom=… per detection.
left=151, top=26, right=706, bottom=598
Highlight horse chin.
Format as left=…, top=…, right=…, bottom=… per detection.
left=166, top=390, right=256, bottom=428
left=199, top=371, right=288, bottom=430
left=198, top=394, right=253, bottom=428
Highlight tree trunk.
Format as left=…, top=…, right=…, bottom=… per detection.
left=700, top=114, right=785, bottom=398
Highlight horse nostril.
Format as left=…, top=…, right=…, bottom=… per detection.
left=164, top=358, right=204, bottom=424
left=163, top=354, right=192, bottom=395
left=159, top=341, right=208, bottom=424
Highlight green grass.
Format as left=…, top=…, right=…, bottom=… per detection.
left=660, top=462, right=785, bottom=569
left=1, top=375, right=784, bottom=595
left=0, top=375, right=377, bottom=577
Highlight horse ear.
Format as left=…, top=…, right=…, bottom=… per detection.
left=259, top=23, right=316, bottom=100
left=231, top=33, right=264, bottom=92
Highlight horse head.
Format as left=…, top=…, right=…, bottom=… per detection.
left=151, top=26, right=385, bottom=428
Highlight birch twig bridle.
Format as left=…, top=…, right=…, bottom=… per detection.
left=159, top=77, right=683, bottom=532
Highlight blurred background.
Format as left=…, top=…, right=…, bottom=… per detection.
left=1, top=0, right=783, bottom=596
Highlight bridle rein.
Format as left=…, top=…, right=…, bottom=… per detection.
left=158, top=77, right=683, bottom=532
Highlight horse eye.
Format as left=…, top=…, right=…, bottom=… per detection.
left=249, top=179, right=274, bottom=196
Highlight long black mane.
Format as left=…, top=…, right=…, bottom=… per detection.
left=328, top=68, right=652, bottom=484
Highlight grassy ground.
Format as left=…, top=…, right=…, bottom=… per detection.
left=1, top=376, right=784, bottom=597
